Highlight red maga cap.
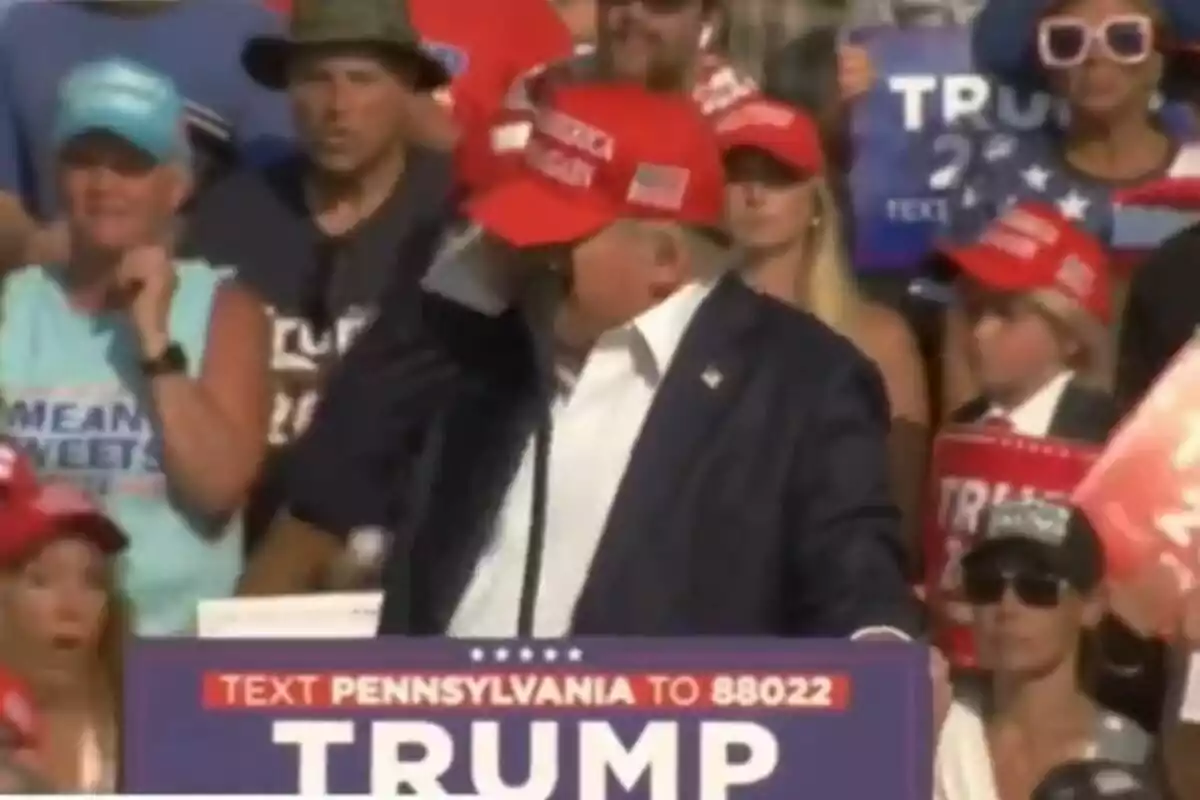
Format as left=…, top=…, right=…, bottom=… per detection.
left=465, top=82, right=725, bottom=247
left=715, top=98, right=824, bottom=176
left=941, top=202, right=1112, bottom=323
left=0, top=444, right=126, bottom=567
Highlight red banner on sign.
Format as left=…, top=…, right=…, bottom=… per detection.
left=1074, top=341, right=1200, bottom=634
left=923, top=429, right=1101, bottom=667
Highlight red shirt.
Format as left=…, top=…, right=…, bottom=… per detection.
left=411, top=0, right=573, bottom=187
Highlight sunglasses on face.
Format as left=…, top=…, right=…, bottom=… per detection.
left=962, top=565, right=1068, bottom=608
left=1037, top=14, right=1154, bottom=69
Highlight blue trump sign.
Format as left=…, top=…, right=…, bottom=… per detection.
left=124, top=638, right=932, bottom=798
left=850, top=25, right=1055, bottom=273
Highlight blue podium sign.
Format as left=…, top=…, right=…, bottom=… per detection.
left=124, top=638, right=932, bottom=798
left=850, top=26, right=1054, bottom=273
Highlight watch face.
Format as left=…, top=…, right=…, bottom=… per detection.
left=144, top=343, right=187, bottom=375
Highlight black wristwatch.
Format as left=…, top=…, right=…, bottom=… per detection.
left=140, top=342, right=188, bottom=377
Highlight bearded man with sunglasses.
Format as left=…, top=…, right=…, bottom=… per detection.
left=935, top=498, right=1152, bottom=799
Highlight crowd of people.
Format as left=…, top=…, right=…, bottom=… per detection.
left=0, top=0, right=1195, bottom=796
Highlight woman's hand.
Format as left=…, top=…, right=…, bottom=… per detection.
left=116, top=244, right=177, bottom=356
left=837, top=44, right=875, bottom=103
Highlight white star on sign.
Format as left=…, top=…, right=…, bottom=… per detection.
left=518, top=647, right=534, bottom=662
left=566, top=647, right=583, bottom=662
left=1057, top=190, right=1090, bottom=220
left=494, top=647, right=510, bottom=662
left=1021, top=164, right=1050, bottom=192
left=469, top=648, right=484, bottom=662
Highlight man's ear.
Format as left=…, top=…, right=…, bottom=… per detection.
left=167, top=163, right=194, bottom=213
left=646, top=225, right=689, bottom=298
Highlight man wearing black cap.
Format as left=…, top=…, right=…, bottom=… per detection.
left=184, top=0, right=457, bottom=568
left=938, top=499, right=1151, bottom=799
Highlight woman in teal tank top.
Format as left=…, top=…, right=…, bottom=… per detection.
left=0, top=59, right=271, bottom=635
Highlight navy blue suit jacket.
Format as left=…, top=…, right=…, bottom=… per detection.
left=289, top=275, right=921, bottom=637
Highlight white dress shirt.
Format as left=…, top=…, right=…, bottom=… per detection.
left=448, top=281, right=715, bottom=636
left=985, top=370, right=1073, bottom=437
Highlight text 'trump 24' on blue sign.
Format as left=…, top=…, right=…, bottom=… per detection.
left=850, top=25, right=1056, bottom=273
left=124, top=638, right=931, bottom=798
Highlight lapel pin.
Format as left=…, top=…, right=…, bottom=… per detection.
left=701, top=366, right=723, bottom=389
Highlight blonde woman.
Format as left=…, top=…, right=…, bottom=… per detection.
left=716, top=98, right=929, bottom=558
left=938, top=202, right=1118, bottom=442
left=0, top=442, right=128, bottom=792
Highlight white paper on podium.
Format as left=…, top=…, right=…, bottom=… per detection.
left=196, top=593, right=382, bottom=638
left=1179, top=652, right=1200, bottom=723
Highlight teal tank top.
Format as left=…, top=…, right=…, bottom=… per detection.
left=0, top=260, right=242, bottom=636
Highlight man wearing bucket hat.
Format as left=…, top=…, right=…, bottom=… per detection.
left=237, top=0, right=759, bottom=593
left=186, top=0, right=468, bottom=560
left=299, top=82, right=920, bottom=641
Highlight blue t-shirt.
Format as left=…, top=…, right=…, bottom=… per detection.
left=945, top=126, right=1191, bottom=246
left=0, top=0, right=292, bottom=218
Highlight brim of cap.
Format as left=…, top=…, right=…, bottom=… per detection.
left=938, top=240, right=1038, bottom=294
left=242, top=36, right=450, bottom=92
left=721, top=134, right=821, bottom=177
left=55, top=120, right=177, bottom=164
left=0, top=513, right=128, bottom=568
left=963, top=537, right=1099, bottom=592
left=465, top=175, right=618, bottom=248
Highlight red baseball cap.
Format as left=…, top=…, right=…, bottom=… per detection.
left=0, top=446, right=127, bottom=567
left=714, top=99, right=825, bottom=176
left=941, top=202, right=1111, bottom=323
left=0, top=669, right=37, bottom=750
left=464, top=83, right=725, bottom=247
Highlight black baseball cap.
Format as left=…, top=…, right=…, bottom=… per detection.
left=962, top=498, right=1104, bottom=593
left=1032, top=760, right=1162, bottom=800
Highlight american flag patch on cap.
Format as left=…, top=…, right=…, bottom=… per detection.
left=626, top=163, right=690, bottom=211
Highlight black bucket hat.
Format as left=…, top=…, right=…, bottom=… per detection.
left=243, top=0, right=449, bottom=92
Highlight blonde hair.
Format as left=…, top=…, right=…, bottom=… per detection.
left=0, top=550, right=131, bottom=791
left=798, top=177, right=863, bottom=338
left=1027, top=288, right=1113, bottom=390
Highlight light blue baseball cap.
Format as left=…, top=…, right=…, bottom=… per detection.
left=53, top=57, right=187, bottom=163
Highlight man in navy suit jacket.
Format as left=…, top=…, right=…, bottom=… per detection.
left=241, top=83, right=920, bottom=641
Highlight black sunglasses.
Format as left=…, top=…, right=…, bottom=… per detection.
left=962, top=567, right=1067, bottom=608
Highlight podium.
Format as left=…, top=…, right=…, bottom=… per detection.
left=123, top=637, right=931, bottom=798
